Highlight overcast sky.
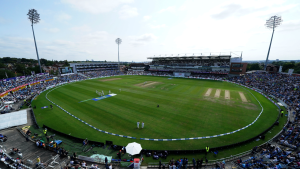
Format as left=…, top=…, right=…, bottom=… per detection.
left=0, top=0, right=299, bottom=62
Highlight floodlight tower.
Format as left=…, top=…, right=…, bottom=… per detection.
left=115, top=38, right=122, bottom=71
left=264, top=15, right=282, bottom=71
left=27, top=9, right=42, bottom=73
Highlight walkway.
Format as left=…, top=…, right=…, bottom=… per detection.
left=0, top=109, right=67, bottom=169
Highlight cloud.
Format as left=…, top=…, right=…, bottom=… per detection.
left=210, top=3, right=272, bottom=20
left=143, top=15, right=151, bottom=21
left=158, top=6, right=176, bottom=13
left=71, top=25, right=91, bottom=32
left=44, top=28, right=60, bottom=33
left=211, top=3, right=243, bottom=20
left=57, top=13, right=72, bottom=21
left=210, top=1, right=297, bottom=20
left=61, top=0, right=133, bottom=14
left=149, top=24, right=166, bottom=29
left=119, top=5, right=138, bottom=19
left=129, top=33, right=157, bottom=46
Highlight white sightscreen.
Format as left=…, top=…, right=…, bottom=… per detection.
left=0, top=110, right=27, bottom=130
left=174, top=72, right=185, bottom=77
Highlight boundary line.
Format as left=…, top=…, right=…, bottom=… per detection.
left=40, top=75, right=280, bottom=141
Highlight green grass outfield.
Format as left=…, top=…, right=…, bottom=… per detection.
left=32, top=75, right=279, bottom=150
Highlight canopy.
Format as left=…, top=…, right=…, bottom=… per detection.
left=125, top=142, right=142, bottom=155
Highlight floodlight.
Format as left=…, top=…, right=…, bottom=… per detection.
left=264, top=16, right=282, bottom=71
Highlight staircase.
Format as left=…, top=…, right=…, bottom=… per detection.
left=78, top=73, right=89, bottom=78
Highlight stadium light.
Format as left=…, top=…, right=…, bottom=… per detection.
left=115, top=38, right=122, bottom=71
left=27, top=9, right=42, bottom=73
left=264, top=15, right=282, bottom=71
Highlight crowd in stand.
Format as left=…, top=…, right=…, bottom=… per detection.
left=0, top=147, right=28, bottom=169
left=235, top=143, right=300, bottom=168
left=0, top=70, right=124, bottom=114
left=83, top=70, right=124, bottom=78
left=229, top=73, right=300, bottom=115
left=0, top=74, right=88, bottom=113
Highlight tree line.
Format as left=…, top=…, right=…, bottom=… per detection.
left=246, top=61, right=300, bottom=74
left=0, top=57, right=69, bottom=79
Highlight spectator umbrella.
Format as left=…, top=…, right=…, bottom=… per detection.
left=125, top=142, right=142, bottom=155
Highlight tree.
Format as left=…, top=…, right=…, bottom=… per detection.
left=293, top=62, right=300, bottom=74
left=246, top=63, right=261, bottom=71
left=272, top=61, right=284, bottom=66
left=0, top=62, right=6, bottom=68
left=21, top=58, right=30, bottom=63
left=246, top=64, right=251, bottom=71
left=62, top=60, right=69, bottom=67
left=27, top=65, right=42, bottom=74
left=2, top=57, right=16, bottom=63
left=15, top=64, right=26, bottom=74
left=0, top=70, right=14, bottom=79
left=282, top=62, right=295, bottom=72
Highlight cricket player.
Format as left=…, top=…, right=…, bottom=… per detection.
left=142, top=122, right=144, bottom=129
left=137, top=121, right=140, bottom=128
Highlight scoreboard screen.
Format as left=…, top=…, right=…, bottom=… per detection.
left=59, top=67, right=73, bottom=74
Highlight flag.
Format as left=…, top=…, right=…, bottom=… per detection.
left=41, top=106, right=48, bottom=109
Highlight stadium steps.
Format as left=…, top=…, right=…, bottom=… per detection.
left=78, top=73, right=88, bottom=78
left=0, top=128, right=67, bottom=168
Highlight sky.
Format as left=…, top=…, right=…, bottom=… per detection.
left=0, top=0, right=300, bottom=62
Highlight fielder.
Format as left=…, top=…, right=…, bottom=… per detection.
left=137, top=121, right=140, bottom=128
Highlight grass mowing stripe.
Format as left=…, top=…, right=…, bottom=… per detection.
left=32, top=75, right=279, bottom=150
left=48, top=78, right=266, bottom=139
